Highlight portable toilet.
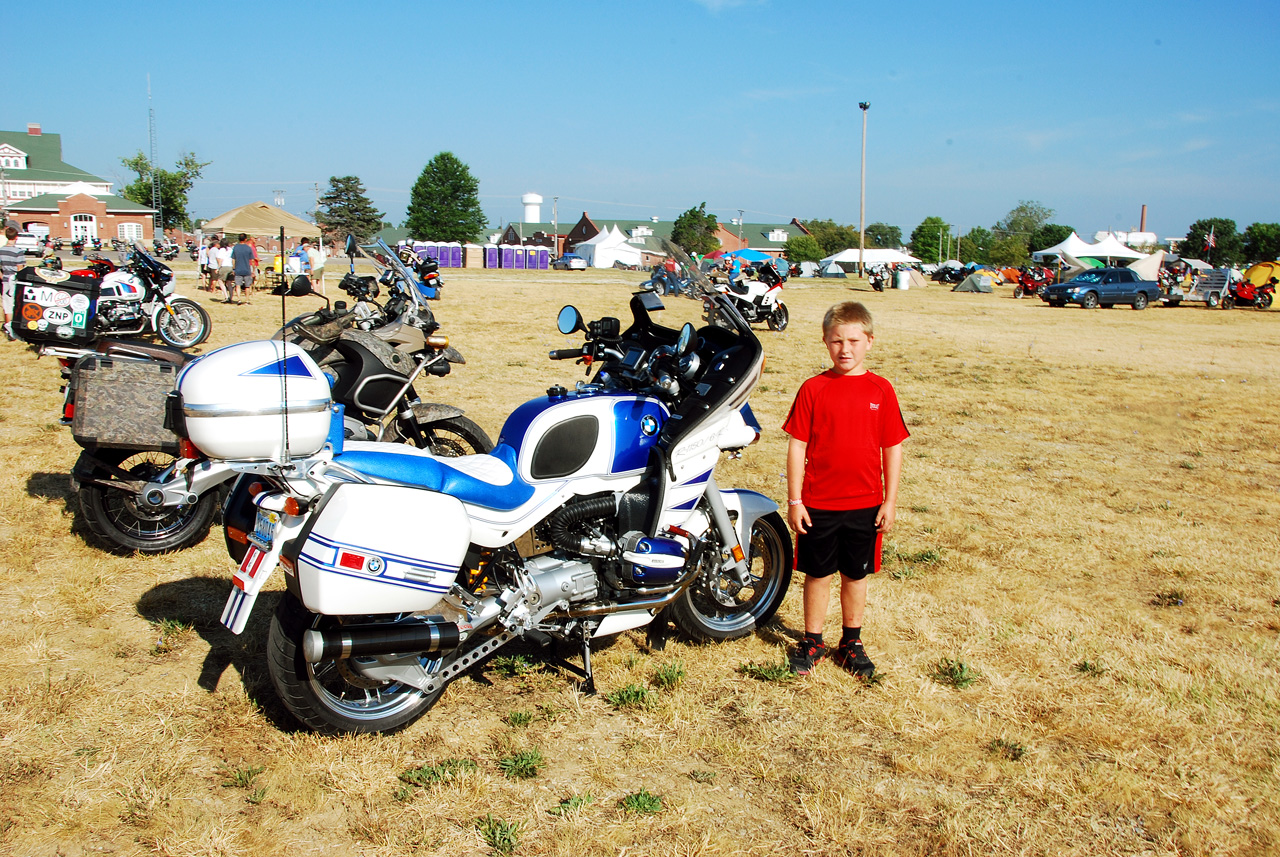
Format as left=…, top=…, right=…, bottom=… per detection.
left=485, top=245, right=499, bottom=268
left=513, top=246, right=526, bottom=269
left=449, top=243, right=462, bottom=268
left=423, top=243, right=439, bottom=262
left=536, top=248, right=550, bottom=270
left=501, top=246, right=516, bottom=269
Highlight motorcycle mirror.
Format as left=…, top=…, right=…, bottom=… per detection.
left=677, top=322, right=695, bottom=356
left=557, top=305, right=585, bottom=335
left=344, top=235, right=358, bottom=258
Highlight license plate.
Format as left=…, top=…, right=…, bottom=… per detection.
left=249, top=508, right=279, bottom=551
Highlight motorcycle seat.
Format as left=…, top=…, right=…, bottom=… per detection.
left=726, top=281, right=752, bottom=296
left=96, top=338, right=197, bottom=365
left=333, top=442, right=535, bottom=511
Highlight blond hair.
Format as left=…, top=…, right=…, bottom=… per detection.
left=822, top=301, right=873, bottom=337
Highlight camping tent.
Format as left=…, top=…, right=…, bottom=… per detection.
left=1081, top=232, right=1146, bottom=263
left=200, top=201, right=318, bottom=239
left=575, top=224, right=642, bottom=269
left=1127, top=249, right=1167, bottom=282
left=1243, top=261, right=1280, bottom=286
left=906, top=269, right=930, bottom=290
left=952, top=272, right=995, bottom=293
left=822, top=248, right=922, bottom=267
left=1032, top=231, right=1096, bottom=261
left=796, top=261, right=821, bottom=278
left=819, top=262, right=847, bottom=278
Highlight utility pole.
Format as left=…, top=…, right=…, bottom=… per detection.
left=858, top=102, right=870, bottom=277
left=737, top=209, right=744, bottom=248
left=147, top=74, right=162, bottom=237
left=552, top=196, right=558, bottom=256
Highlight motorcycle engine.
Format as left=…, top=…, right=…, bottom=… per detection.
left=523, top=555, right=598, bottom=607
left=101, top=301, right=142, bottom=325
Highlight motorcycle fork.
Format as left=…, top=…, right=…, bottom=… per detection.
left=702, top=476, right=750, bottom=585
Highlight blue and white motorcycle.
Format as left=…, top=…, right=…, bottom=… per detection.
left=180, top=276, right=791, bottom=735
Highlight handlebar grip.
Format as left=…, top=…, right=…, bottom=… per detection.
left=549, top=348, right=583, bottom=360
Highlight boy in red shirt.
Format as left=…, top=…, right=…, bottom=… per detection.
left=782, top=301, right=908, bottom=676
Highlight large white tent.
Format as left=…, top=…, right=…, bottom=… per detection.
left=1031, top=231, right=1096, bottom=261
left=821, top=248, right=922, bottom=266
left=1082, top=232, right=1147, bottom=262
left=574, top=225, right=642, bottom=269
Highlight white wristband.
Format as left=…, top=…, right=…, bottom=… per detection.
left=787, top=499, right=803, bottom=507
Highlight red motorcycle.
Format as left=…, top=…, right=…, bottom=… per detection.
left=69, top=254, right=118, bottom=279
left=1014, top=265, right=1051, bottom=298
left=1222, top=277, right=1275, bottom=310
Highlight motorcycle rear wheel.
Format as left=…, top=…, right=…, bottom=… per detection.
left=77, top=449, right=218, bottom=553
left=268, top=593, right=443, bottom=735
left=667, top=511, right=792, bottom=642
left=1259, top=292, right=1273, bottom=309
left=157, top=298, right=211, bottom=348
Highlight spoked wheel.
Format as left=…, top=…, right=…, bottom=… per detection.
left=767, top=302, right=789, bottom=332
left=402, top=416, right=493, bottom=456
left=76, top=448, right=218, bottom=553
left=268, top=594, right=442, bottom=735
left=157, top=298, right=211, bottom=348
left=667, top=511, right=793, bottom=642
left=1258, top=292, right=1273, bottom=309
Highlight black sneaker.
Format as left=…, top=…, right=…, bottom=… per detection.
left=789, top=639, right=827, bottom=675
left=833, top=640, right=875, bottom=678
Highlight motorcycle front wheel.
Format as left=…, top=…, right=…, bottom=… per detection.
left=76, top=449, right=219, bottom=553
left=156, top=298, right=211, bottom=348
left=268, top=593, right=443, bottom=735
left=767, top=302, right=789, bottom=332
left=667, top=511, right=793, bottom=642
left=388, top=415, right=494, bottom=456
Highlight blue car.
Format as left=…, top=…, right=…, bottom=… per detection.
left=1041, top=267, right=1161, bottom=310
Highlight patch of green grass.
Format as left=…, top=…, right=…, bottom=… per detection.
left=219, top=765, right=264, bottom=789
left=1074, top=658, right=1107, bottom=677
left=399, top=758, right=477, bottom=787
left=392, top=783, right=415, bottom=802
left=498, top=749, right=546, bottom=780
left=652, top=660, right=686, bottom=690
left=910, top=504, right=930, bottom=513
left=246, top=787, right=267, bottom=805
left=736, top=660, right=796, bottom=683
left=688, top=770, right=717, bottom=784
left=476, top=814, right=520, bottom=855
left=988, top=737, right=1026, bottom=761
left=151, top=618, right=193, bottom=655
left=491, top=654, right=536, bottom=676
left=1151, top=588, right=1187, bottom=608
left=504, top=709, right=534, bottom=728
left=1179, top=460, right=1196, bottom=470
left=931, top=657, right=980, bottom=689
left=619, top=787, right=663, bottom=814
left=547, top=793, right=594, bottom=816
left=604, top=683, right=654, bottom=709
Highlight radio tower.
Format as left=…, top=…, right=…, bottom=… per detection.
left=147, top=75, right=163, bottom=233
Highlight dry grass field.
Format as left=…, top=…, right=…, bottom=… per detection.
left=1, top=259, right=1277, bottom=856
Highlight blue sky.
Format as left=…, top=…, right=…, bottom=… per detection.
left=5, top=0, right=1276, bottom=243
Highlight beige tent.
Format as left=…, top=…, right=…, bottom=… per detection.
left=201, top=201, right=318, bottom=239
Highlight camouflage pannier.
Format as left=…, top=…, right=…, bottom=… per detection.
left=70, top=356, right=182, bottom=453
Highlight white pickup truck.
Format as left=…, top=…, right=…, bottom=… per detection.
left=13, top=232, right=41, bottom=255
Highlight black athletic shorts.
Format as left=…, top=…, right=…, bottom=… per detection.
left=795, top=505, right=882, bottom=581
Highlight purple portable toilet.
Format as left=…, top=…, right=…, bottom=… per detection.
left=513, top=246, right=526, bottom=269
left=424, top=244, right=439, bottom=262
left=449, top=244, right=462, bottom=268
left=485, top=245, right=498, bottom=268
left=536, top=248, right=550, bottom=270
left=501, top=246, right=515, bottom=269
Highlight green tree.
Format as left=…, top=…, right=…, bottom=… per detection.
left=783, top=234, right=823, bottom=263
left=995, top=200, right=1053, bottom=243
left=405, top=152, right=487, bottom=243
left=988, top=234, right=1030, bottom=267
left=670, top=203, right=721, bottom=255
left=120, top=151, right=210, bottom=231
left=1029, top=223, right=1075, bottom=255
left=315, top=176, right=384, bottom=245
left=959, top=226, right=993, bottom=264
left=802, top=219, right=859, bottom=256
left=1183, top=218, right=1242, bottom=267
left=1241, top=222, right=1280, bottom=264
left=863, top=222, right=902, bottom=249
left=909, top=216, right=952, bottom=264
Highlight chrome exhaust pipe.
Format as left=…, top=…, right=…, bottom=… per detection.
left=302, top=621, right=460, bottom=663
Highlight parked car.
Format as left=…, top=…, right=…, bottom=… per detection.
left=552, top=253, right=587, bottom=271
left=14, top=232, right=41, bottom=255
left=1041, top=267, right=1161, bottom=310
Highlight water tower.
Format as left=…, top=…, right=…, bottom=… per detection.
left=522, top=193, right=543, bottom=223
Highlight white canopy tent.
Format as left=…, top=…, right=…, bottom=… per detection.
left=574, top=225, right=642, bottom=269
left=1127, top=249, right=1167, bottom=281
left=821, top=248, right=922, bottom=266
left=1083, top=232, right=1147, bottom=262
left=1031, top=231, right=1096, bottom=261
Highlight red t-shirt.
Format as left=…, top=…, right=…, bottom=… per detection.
left=782, top=370, right=909, bottom=510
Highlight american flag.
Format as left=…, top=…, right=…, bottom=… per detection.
left=1205, top=227, right=1216, bottom=250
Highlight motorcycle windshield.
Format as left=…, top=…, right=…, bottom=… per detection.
left=358, top=238, right=430, bottom=311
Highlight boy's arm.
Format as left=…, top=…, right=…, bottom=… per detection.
left=786, top=437, right=810, bottom=534
left=877, top=443, right=903, bottom=532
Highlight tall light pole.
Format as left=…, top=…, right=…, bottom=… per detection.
left=858, top=102, right=870, bottom=278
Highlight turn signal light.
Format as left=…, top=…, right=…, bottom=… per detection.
left=227, top=526, right=248, bottom=545
left=731, top=545, right=745, bottom=563
left=425, top=334, right=449, bottom=349
left=282, top=497, right=303, bottom=516
left=247, top=482, right=264, bottom=497
left=179, top=438, right=201, bottom=459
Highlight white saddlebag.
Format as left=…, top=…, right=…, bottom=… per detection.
left=177, top=340, right=332, bottom=460
left=294, top=482, right=470, bottom=615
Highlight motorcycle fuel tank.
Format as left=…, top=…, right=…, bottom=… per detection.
left=177, top=340, right=333, bottom=460
left=497, top=391, right=668, bottom=483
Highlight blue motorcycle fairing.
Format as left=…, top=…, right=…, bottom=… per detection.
left=497, top=390, right=668, bottom=476
left=333, top=442, right=534, bottom=511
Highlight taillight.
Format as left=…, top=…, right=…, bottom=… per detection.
left=226, top=526, right=248, bottom=545
left=179, top=438, right=200, bottom=459
left=63, top=402, right=75, bottom=421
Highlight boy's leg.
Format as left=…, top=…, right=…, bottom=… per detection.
left=790, top=575, right=830, bottom=675
left=840, top=574, right=868, bottom=629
